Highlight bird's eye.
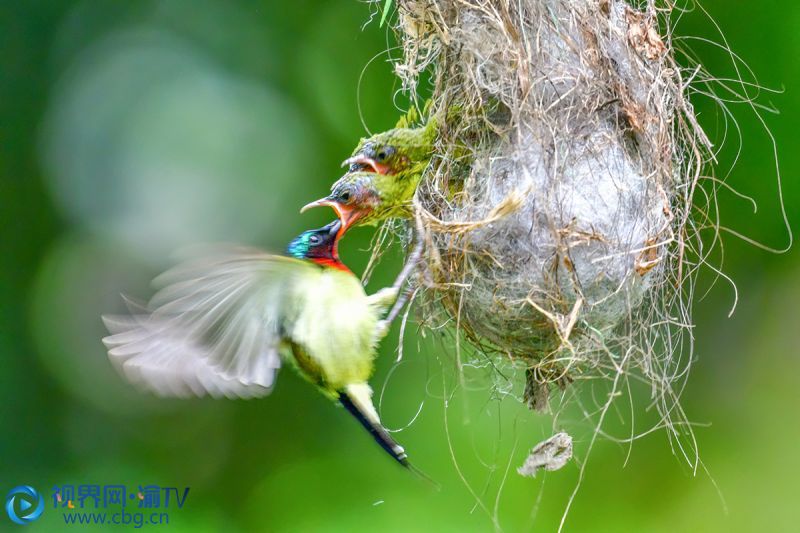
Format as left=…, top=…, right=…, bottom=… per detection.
left=375, top=145, right=395, bottom=162
left=309, top=234, right=322, bottom=245
left=339, top=190, right=351, bottom=202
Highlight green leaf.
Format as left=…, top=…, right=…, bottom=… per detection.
left=380, top=0, right=393, bottom=27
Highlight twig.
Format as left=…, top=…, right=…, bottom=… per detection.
left=383, top=216, right=425, bottom=325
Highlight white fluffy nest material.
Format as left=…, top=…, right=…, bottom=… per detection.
left=390, top=0, right=712, bottom=409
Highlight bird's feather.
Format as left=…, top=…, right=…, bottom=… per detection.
left=102, top=249, right=315, bottom=399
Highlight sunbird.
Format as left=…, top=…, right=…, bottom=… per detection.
left=102, top=220, right=415, bottom=468
left=302, top=111, right=437, bottom=232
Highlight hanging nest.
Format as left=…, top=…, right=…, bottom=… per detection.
left=386, top=0, right=714, bottom=414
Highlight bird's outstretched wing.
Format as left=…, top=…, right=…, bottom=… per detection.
left=102, top=249, right=315, bottom=399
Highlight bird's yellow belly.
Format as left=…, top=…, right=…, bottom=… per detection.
left=287, top=269, right=377, bottom=392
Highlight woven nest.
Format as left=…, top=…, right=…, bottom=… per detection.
left=385, top=0, right=714, bottom=412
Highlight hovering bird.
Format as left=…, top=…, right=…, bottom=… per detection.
left=101, top=220, right=415, bottom=468
left=302, top=112, right=437, bottom=233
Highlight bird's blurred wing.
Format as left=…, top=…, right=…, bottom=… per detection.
left=103, top=250, right=314, bottom=399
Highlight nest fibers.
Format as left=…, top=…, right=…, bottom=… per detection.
left=388, top=0, right=715, bottom=423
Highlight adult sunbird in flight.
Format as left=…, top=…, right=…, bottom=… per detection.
left=302, top=111, right=437, bottom=233
left=102, top=220, right=414, bottom=468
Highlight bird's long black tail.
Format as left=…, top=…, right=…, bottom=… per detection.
left=339, top=389, right=409, bottom=467
left=339, top=384, right=438, bottom=487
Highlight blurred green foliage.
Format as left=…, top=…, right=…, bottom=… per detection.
left=1, top=1, right=798, bottom=531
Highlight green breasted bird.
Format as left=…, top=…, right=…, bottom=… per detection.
left=102, top=220, right=414, bottom=468
left=302, top=110, right=437, bottom=232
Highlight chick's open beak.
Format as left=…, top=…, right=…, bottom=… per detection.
left=300, top=197, right=363, bottom=234
left=342, top=154, right=391, bottom=175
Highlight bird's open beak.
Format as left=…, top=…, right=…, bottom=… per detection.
left=341, top=154, right=391, bottom=175
left=300, top=197, right=363, bottom=234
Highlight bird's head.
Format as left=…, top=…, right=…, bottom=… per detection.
left=343, top=119, right=436, bottom=178
left=286, top=220, right=348, bottom=271
left=301, top=173, right=381, bottom=233
left=301, top=116, right=437, bottom=233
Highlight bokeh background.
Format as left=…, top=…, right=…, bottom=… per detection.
left=1, top=1, right=798, bottom=531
